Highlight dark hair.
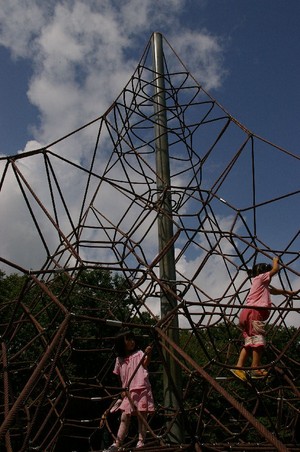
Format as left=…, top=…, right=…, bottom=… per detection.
left=247, top=262, right=272, bottom=278
left=114, top=328, right=138, bottom=357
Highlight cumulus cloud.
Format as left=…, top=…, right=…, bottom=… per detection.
left=0, top=0, right=228, bottom=271
left=1, top=1, right=271, bottom=327
left=0, top=0, right=226, bottom=147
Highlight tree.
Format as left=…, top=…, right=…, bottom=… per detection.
left=0, top=267, right=147, bottom=451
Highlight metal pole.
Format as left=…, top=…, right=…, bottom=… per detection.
left=152, top=31, right=184, bottom=444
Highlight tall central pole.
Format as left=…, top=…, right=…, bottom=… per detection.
left=152, top=31, right=184, bottom=444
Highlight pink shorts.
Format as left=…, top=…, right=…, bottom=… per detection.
left=119, top=387, right=155, bottom=414
left=239, top=308, right=270, bottom=348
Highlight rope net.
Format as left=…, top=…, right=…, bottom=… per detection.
left=0, top=33, right=299, bottom=451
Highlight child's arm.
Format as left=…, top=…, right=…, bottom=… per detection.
left=269, top=256, right=280, bottom=278
left=142, top=345, right=153, bottom=368
left=269, top=286, right=300, bottom=297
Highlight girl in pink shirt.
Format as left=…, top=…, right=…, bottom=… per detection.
left=104, top=329, right=154, bottom=451
left=231, top=257, right=299, bottom=381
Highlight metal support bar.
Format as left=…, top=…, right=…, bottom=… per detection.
left=152, top=31, right=184, bottom=444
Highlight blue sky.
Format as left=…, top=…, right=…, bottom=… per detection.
left=188, top=0, right=300, bottom=153
left=1, top=0, right=300, bottom=156
left=0, top=48, right=37, bottom=154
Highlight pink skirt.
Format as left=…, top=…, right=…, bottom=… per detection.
left=119, top=387, right=155, bottom=414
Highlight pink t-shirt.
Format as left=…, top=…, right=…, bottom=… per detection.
left=246, top=272, right=271, bottom=308
left=113, top=349, right=151, bottom=391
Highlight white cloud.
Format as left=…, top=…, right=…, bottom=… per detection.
left=0, top=0, right=46, bottom=58
left=0, top=1, right=230, bottom=280
left=171, top=30, right=227, bottom=90
left=0, top=0, right=226, bottom=146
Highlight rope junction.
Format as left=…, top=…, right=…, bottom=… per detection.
left=0, top=33, right=299, bottom=451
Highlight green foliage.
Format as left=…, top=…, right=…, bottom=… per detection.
left=1, top=269, right=299, bottom=448
left=178, top=323, right=300, bottom=445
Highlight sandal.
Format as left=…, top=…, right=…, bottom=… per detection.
left=251, top=369, right=268, bottom=379
left=229, top=368, right=247, bottom=382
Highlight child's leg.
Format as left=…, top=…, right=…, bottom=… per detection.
left=230, top=345, right=250, bottom=381
left=250, top=346, right=269, bottom=377
left=137, top=412, right=147, bottom=443
left=251, top=346, right=264, bottom=368
left=236, top=346, right=250, bottom=367
left=116, top=412, right=131, bottom=446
